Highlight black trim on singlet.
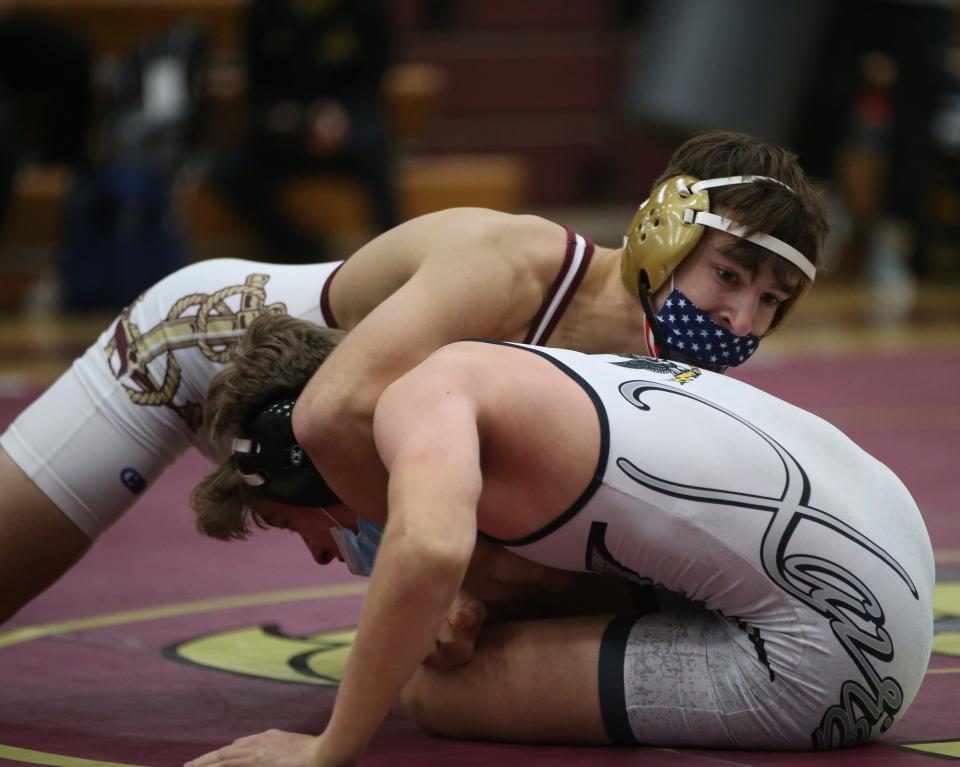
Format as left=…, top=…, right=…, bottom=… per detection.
left=468, top=340, right=610, bottom=548
left=522, top=226, right=595, bottom=346
left=319, top=262, right=345, bottom=328
left=628, top=582, right=660, bottom=615
left=598, top=615, right=641, bottom=746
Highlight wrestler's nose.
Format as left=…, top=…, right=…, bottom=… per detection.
left=716, top=296, right=756, bottom=337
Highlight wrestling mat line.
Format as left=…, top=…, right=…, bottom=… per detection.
left=0, top=348, right=957, bottom=766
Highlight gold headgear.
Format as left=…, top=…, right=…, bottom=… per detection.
left=622, top=175, right=816, bottom=334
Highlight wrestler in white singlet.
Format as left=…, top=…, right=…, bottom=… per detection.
left=486, top=344, right=934, bottom=751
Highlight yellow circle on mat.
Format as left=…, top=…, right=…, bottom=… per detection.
left=0, top=581, right=366, bottom=767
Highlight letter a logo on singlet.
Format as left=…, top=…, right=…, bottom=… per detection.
left=102, top=274, right=288, bottom=432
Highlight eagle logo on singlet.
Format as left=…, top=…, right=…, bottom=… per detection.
left=611, top=354, right=701, bottom=385
left=102, top=274, right=287, bottom=432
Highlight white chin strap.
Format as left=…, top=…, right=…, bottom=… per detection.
left=686, top=175, right=817, bottom=283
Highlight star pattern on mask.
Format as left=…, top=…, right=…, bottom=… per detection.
left=654, top=289, right=761, bottom=367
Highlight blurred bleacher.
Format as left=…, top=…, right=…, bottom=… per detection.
left=0, top=0, right=682, bottom=314
left=2, top=0, right=957, bottom=318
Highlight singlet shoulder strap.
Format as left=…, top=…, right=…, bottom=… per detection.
left=523, top=226, right=595, bottom=346
left=319, top=262, right=345, bottom=328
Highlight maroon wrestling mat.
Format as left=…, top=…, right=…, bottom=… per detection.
left=0, top=348, right=957, bottom=766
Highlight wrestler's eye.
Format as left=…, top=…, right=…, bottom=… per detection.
left=717, top=267, right=737, bottom=284
left=762, top=292, right=783, bottom=307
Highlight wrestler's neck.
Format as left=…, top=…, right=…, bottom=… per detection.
left=546, top=245, right=651, bottom=356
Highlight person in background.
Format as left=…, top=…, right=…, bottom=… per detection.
left=794, top=0, right=953, bottom=319
left=0, top=12, right=91, bottom=235
left=213, top=0, right=397, bottom=263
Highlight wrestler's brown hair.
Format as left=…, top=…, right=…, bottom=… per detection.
left=191, top=312, right=346, bottom=541
left=655, top=130, right=828, bottom=295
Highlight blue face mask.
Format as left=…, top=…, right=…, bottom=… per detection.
left=325, top=512, right=383, bottom=577
left=654, top=288, right=760, bottom=369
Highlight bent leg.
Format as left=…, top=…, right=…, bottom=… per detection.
left=404, top=603, right=822, bottom=750
left=0, top=448, right=92, bottom=625
left=402, top=615, right=612, bottom=744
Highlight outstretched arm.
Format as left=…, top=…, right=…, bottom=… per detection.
left=187, top=367, right=484, bottom=767
left=317, top=383, right=482, bottom=763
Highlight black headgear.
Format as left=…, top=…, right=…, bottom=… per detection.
left=231, top=399, right=340, bottom=508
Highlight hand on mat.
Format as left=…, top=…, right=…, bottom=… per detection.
left=423, top=589, right=487, bottom=671
left=184, top=729, right=337, bottom=767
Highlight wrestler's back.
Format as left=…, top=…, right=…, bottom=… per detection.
left=477, top=344, right=934, bottom=745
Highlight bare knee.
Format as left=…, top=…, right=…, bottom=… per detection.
left=0, top=448, right=92, bottom=625
left=400, top=669, right=439, bottom=733
left=401, top=668, right=460, bottom=737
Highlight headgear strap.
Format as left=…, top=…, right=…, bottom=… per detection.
left=231, top=399, right=340, bottom=508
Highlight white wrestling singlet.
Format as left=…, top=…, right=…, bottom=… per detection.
left=487, top=345, right=935, bottom=751
left=0, top=224, right=595, bottom=540
left=1, top=258, right=342, bottom=537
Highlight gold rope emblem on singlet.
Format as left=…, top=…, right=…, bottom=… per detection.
left=103, top=274, right=287, bottom=431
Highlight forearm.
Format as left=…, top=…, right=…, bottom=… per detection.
left=321, top=524, right=472, bottom=762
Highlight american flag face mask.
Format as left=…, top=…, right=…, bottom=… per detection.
left=652, top=287, right=760, bottom=370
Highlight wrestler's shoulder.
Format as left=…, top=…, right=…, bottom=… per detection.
left=439, top=207, right=563, bottom=245
left=425, top=208, right=568, bottom=271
